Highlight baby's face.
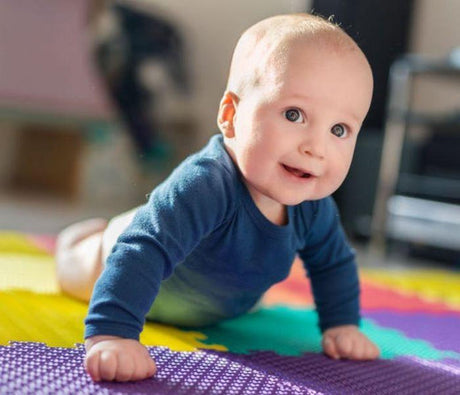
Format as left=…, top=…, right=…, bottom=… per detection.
left=226, top=39, right=373, bottom=207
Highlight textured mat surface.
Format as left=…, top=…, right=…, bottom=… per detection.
left=1, top=231, right=459, bottom=394
left=1, top=342, right=459, bottom=395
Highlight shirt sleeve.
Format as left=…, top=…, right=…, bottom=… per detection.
left=298, top=197, right=361, bottom=333
left=84, top=157, right=235, bottom=340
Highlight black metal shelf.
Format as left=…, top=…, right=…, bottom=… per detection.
left=370, top=49, right=460, bottom=256
left=397, top=173, right=460, bottom=202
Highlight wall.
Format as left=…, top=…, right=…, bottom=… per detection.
left=0, top=0, right=110, bottom=117
left=0, top=1, right=312, bottom=231
left=410, top=0, right=460, bottom=56
left=409, top=0, right=460, bottom=114
left=135, top=0, right=311, bottom=146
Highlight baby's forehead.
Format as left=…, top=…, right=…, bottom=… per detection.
left=249, top=35, right=358, bottom=82
left=227, top=14, right=370, bottom=96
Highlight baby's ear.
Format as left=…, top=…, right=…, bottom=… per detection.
left=217, top=91, right=239, bottom=138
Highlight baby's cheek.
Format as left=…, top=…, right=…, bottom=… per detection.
left=333, top=161, right=351, bottom=188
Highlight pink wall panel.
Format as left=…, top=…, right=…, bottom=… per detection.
left=0, top=0, right=111, bottom=119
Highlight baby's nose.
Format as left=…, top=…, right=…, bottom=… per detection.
left=299, top=133, right=327, bottom=159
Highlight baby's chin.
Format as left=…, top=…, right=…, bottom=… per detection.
left=279, top=195, right=326, bottom=206
left=278, top=190, right=339, bottom=205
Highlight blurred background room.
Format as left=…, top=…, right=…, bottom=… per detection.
left=0, top=0, right=459, bottom=270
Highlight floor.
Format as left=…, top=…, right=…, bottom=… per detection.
left=0, top=189, right=133, bottom=234
left=2, top=187, right=457, bottom=274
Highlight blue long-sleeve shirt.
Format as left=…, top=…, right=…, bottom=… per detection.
left=85, top=134, right=360, bottom=340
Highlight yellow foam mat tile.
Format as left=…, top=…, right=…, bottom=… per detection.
left=0, top=235, right=226, bottom=352
left=0, top=290, right=225, bottom=352
left=0, top=254, right=59, bottom=293
left=0, top=232, right=48, bottom=255
left=362, top=268, right=460, bottom=308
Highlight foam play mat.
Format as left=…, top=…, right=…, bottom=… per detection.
left=1, top=231, right=459, bottom=394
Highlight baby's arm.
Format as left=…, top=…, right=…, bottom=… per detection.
left=322, top=325, right=379, bottom=360
left=298, top=198, right=380, bottom=361
left=85, top=336, right=156, bottom=382
left=84, top=157, right=235, bottom=381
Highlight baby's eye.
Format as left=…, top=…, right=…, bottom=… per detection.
left=284, top=108, right=304, bottom=123
left=331, top=124, right=348, bottom=138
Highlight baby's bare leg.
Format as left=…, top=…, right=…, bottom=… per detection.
left=55, top=208, right=138, bottom=302
left=55, top=218, right=107, bottom=302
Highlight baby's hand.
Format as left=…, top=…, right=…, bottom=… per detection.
left=84, top=335, right=157, bottom=382
left=322, top=325, right=379, bottom=361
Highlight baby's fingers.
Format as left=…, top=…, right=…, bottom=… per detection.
left=347, top=335, right=380, bottom=360
left=348, top=337, right=364, bottom=359
left=115, top=352, right=136, bottom=382
left=335, top=334, right=353, bottom=358
left=130, top=350, right=156, bottom=381
left=362, top=339, right=380, bottom=360
left=322, top=335, right=340, bottom=360
left=98, top=350, right=118, bottom=381
left=142, top=352, right=157, bottom=378
left=84, top=350, right=101, bottom=382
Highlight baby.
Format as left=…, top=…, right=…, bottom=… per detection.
left=56, top=13, right=379, bottom=382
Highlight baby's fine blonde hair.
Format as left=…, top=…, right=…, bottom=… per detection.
left=226, top=13, right=363, bottom=97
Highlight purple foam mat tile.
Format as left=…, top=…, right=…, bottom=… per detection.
left=0, top=342, right=322, bottom=394
left=1, top=343, right=459, bottom=395
left=404, top=356, right=460, bottom=374
left=213, top=350, right=460, bottom=395
left=365, top=311, right=460, bottom=353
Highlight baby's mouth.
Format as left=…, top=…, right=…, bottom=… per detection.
left=282, top=164, right=312, bottom=178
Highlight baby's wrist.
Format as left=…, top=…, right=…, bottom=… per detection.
left=84, top=335, right=126, bottom=351
left=323, top=324, right=359, bottom=334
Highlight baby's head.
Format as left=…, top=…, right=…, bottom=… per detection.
left=218, top=13, right=373, bottom=206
